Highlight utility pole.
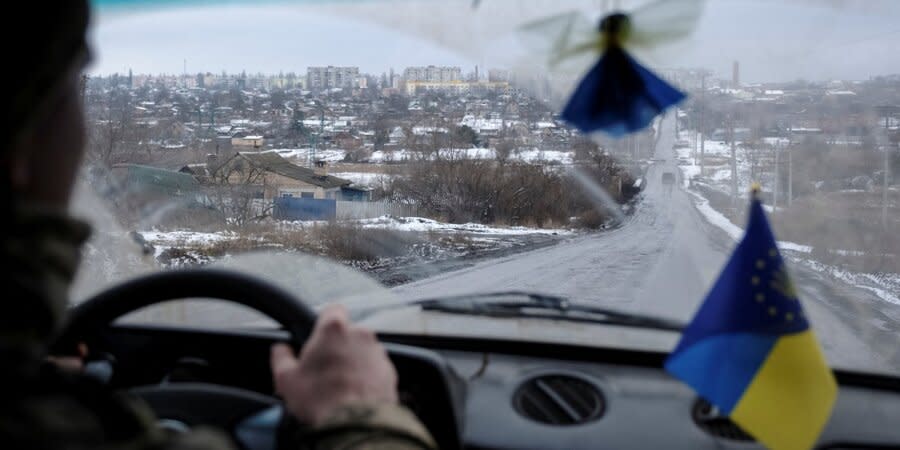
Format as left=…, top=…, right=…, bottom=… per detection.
left=877, top=106, right=898, bottom=230
left=730, top=115, right=738, bottom=211
left=773, top=143, right=779, bottom=212
left=787, top=139, right=793, bottom=207
left=884, top=132, right=889, bottom=230
left=884, top=111, right=892, bottom=229
left=675, top=107, right=679, bottom=138
left=689, top=114, right=697, bottom=165
left=699, top=72, right=707, bottom=177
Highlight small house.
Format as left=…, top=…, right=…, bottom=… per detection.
left=231, top=132, right=265, bottom=149
left=213, top=152, right=354, bottom=201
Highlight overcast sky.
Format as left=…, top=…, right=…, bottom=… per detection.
left=88, top=0, right=900, bottom=83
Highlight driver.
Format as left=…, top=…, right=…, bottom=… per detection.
left=0, top=3, right=435, bottom=449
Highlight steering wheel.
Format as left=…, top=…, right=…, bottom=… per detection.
left=52, top=268, right=318, bottom=439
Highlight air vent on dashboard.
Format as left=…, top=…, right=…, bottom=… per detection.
left=692, top=399, right=754, bottom=441
left=513, top=375, right=604, bottom=425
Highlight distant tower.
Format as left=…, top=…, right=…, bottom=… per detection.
left=475, top=65, right=479, bottom=82
left=732, top=61, right=740, bottom=88
left=128, top=68, right=133, bottom=88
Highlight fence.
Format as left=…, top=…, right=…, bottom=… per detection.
left=274, top=198, right=417, bottom=221
left=336, top=200, right=418, bottom=220
left=273, top=198, right=336, bottom=221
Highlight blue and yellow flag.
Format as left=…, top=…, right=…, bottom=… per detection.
left=665, top=192, right=837, bottom=450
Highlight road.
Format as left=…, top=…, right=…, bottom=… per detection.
left=393, top=116, right=900, bottom=373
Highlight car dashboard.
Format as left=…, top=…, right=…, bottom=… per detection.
left=94, top=324, right=900, bottom=450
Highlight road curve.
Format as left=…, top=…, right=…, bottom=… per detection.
left=393, top=116, right=900, bottom=373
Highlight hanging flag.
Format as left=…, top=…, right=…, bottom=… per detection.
left=665, top=187, right=837, bottom=450
left=518, top=0, right=704, bottom=137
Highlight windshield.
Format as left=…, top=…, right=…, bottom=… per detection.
left=72, top=0, right=900, bottom=375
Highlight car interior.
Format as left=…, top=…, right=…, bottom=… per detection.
left=53, top=268, right=900, bottom=450
left=44, top=1, right=900, bottom=449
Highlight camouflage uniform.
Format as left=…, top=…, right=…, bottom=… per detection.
left=1, top=1, right=436, bottom=448
left=0, top=208, right=438, bottom=450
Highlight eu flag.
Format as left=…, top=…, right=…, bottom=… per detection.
left=665, top=192, right=837, bottom=450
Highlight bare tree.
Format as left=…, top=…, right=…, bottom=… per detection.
left=494, top=132, right=516, bottom=165
left=741, top=139, right=765, bottom=182
left=86, top=88, right=132, bottom=165
left=372, top=115, right=391, bottom=151
left=208, top=158, right=272, bottom=227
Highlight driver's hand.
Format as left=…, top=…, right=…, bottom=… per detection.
left=46, top=342, right=88, bottom=373
left=270, top=304, right=398, bottom=426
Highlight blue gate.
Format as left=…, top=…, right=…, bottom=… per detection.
left=273, top=198, right=336, bottom=221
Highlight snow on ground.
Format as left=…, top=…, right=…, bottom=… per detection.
left=682, top=162, right=900, bottom=307
left=262, top=146, right=576, bottom=166
left=798, top=260, right=900, bottom=306
left=686, top=190, right=742, bottom=241
left=516, top=149, right=574, bottom=164
left=264, top=148, right=307, bottom=159
left=139, top=230, right=235, bottom=246
left=331, top=172, right=393, bottom=187
left=368, top=148, right=574, bottom=164
left=711, top=169, right=731, bottom=181
left=368, top=148, right=471, bottom=162
left=139, top=215, right=570, bottom=249
left=312, top=149, right=348, bottom=162
left=137, top=230, right=238, bottom=260
left=763, top=137, right=790, bottom=147
left=686, top=189, right=814, bottom=254
left=264, top=148, right=347, bottom=163
left=675, top=129, right=793, bottom=205
left=672, top=140, right=701, bottom=188
left=357, top=216, right=573, bottom=236
left=699, top=140, right=732, bottom=156
left=458, top=115, right=519, bottom=132
left=680, top=165, right=700, bottom=188
left=698, top=138, right=776, bottom=200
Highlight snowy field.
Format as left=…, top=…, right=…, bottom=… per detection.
left=139, top=216, right=572, bottom=249
left=367, top=147, right=574, bottom=164
left=689, top=181, right=899, bottom=306
left=129, top=215, right=573, bottom=286
left=331, top=172, right=393, bottom=188
left=264, top=148, right=347, bottom=163
left=356, top=216, right=573, bottom=236
left=139, top=230, right=236, bottom=247
left=260, top=146, right=577, bottom=167
left=674, top=131, right=900, bottom=307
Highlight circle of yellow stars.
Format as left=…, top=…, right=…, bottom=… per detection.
left=752, top=247, right=801, bottom=324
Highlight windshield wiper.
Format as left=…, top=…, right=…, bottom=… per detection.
left=413, top=291, right=684, bottom=332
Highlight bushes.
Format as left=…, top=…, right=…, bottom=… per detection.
left=772, top=193, right=900, bottom=273
left=312, top=223, right=419, bottom=262
left=382, top=155, right=638, bottom=228
left=167, top=221, right=422, bottom=266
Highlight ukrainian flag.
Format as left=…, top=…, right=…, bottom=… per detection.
left=665, top=191, right=837, bottom=450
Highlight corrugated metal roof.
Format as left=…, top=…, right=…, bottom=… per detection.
left=113, top=163, right=199, bottom=195
left=235, top=152, right=351, bottom=189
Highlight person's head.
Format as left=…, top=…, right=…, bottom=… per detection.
left=0, top=3, right=92, bottom=347
left=1, top=2, right=91, bottom=212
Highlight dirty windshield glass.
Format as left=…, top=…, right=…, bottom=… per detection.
left=74, top=0, right=900, bottom=375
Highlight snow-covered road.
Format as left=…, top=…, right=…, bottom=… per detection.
left=393, top=116, right=900, bottom=373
